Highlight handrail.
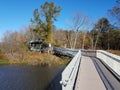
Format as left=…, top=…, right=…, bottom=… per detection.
left=53, top=47, right=78, bottom=57
left=81, top=50, right=120, bottom=77
left=81, top=49, right=96, bottom=57
left=60, top=50, right=81, bottom=90
left=56, top=48, right=120, bottom=90
left=97, top=50, right=120, bottom=63
left=96, top=50, right=120, bottom=76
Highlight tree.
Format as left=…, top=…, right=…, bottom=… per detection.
left=31, top=2, right=61, bottom=43
left=0, top=29, right=28, bottom=61
left=108, top=0, right=120, bottom=27
left=92, top=18, right=111, bottom=50
left=53, top=29, right=67, bottom=47
left=66, top=12, right=90, bottom=49
left=24, top=25, right=41, bottom=45
left=109, top=29, right=120, bottom=50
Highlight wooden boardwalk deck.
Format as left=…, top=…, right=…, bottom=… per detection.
left=75, top=56, right=106, bottom=90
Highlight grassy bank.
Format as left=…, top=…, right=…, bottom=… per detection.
left=0, top=59, right=9, bottom=65
left=0, top=52, right=71, bottom=66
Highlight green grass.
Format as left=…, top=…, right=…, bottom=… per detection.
left=0, top=59, right=9, bottom=65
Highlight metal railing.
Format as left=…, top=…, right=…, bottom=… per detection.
left=53, top=47, right=78, bottom=57
left=81, top=49, right=96, bottom=57
left=60, top=50, right=81, bottom=90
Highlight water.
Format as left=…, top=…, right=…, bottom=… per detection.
left=0, top=65, right=64, bottom=90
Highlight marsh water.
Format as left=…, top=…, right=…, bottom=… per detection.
left=0, top=65, right=65, bottom=90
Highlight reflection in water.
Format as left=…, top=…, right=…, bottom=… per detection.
left=0, top=65, right=64, bottom=90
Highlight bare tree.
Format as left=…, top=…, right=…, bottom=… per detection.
left=1, top=31, right=18, bottom=55
left=81, top=19, right=91, bottom=49
left=108, top=0, right=120, bottom=27
left=66, top=12, right=90, bottom=49
left=0, top=28, right=28, bottom=61
left=24, top=25, right=40, bottom=43
left=53, top=29, right=67, bottom=47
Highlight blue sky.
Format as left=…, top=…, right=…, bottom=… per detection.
left=0, top=0, right=116, bottom=39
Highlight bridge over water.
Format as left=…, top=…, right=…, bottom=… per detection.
left=53, top=47, right=120, bottom=90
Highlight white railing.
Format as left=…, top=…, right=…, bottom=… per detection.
left=96, top=50, right=120, bottom=76
left=58, top=48, right=120, bottom=90
left=81, top=50, right=96, bottom=57
left=60, top=50, right=81, bottom=90
left=53, top=47, right=78, bottom=57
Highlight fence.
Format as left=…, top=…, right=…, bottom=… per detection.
left=96, top=50, right=120, bottom=77
left=53, top=47, right=78, bottom=57
left=60, top=50, right=81, bottom=90
left=81, top=50, right=96, bottom=57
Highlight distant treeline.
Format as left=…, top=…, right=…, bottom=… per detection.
left=54, top=27, right=120, bottom=50
left=0, top=0, right=120, bottom=59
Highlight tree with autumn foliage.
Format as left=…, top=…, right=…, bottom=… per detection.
left=31, top=2, right=61, bottom=43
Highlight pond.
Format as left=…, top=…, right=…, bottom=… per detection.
left=0, top=65, right=65, bottom=90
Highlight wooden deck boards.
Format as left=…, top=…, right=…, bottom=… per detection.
left=75, top=56, right=106, bottom=90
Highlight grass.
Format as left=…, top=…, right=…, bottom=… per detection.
left=107, top=50, right=120, bottom=56
left=26, top=53, right=71, bottom=66
left=0, top=52, right=71, bottom=66
left=0, top=59, right=9, bottom=65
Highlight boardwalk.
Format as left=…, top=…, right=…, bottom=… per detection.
left=75, top=56, right=106, bottom=90
left=54, top=48, right=120, bottom=90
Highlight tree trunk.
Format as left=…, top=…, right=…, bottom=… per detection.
left=82, top=32, right=86, bottom=49
left=73, top=31, right=79, bottom=49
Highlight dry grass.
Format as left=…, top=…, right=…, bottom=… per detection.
left=1, top=51, right=70, bottom=66
left=107, top=50, right=120, bottom=56
left=26, top=52, right=70, bottom=66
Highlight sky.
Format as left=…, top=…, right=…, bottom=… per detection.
left=0, top=0, right=116, bottom=39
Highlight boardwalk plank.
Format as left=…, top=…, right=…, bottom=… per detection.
left=75, top=56, right=106, bottom=90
